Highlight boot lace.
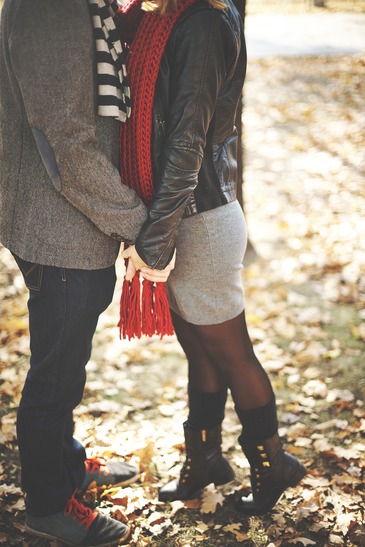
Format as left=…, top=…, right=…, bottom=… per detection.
left=85, top=456, right=111, bottom=476
left=64, top=491, right=97, bottom=531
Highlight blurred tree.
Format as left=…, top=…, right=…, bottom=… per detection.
left=233, top=0, right=257, bottom=265
left=233, top=0, right=246, bottom=209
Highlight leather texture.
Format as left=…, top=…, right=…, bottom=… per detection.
left=135, top=0, right=247, bottom=269
left=159, top=422, right=235, bottom=501
left=238, top=433, right=307, bottom=515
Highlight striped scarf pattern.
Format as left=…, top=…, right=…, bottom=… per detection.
left=88, top=0, right=131, bottom=122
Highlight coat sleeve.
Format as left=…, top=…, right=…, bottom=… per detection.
left=134, top=6, right=238, bottom=269
left=8, top=0, right=146, bottom=244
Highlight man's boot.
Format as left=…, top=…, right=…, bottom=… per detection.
left=25, top=490, right=130, bottom=546
left=80, top=456, right=139, bottom=492
left=238, top=432, right=306, bottom=515
left=159, top=422, right=235, bottom=502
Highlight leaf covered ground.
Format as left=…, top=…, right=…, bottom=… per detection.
left=0, top=11, right=364, bottom=547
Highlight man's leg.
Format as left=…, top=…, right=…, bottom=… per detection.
left=14, top=257, right=116, bottom=516
left=63, top=410, right=87, bottom=491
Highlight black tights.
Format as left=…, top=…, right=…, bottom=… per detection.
left=172, top=309, right=274, bottom=408
left=171, top=309, right=278, bottom=439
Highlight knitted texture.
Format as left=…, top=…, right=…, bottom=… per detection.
left=118, top=0, right=197, bottom=339
left=119, top=0, right=196, bottom=201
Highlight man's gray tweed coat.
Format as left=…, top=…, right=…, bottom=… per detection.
left=0, top=0, right=147, bottom=269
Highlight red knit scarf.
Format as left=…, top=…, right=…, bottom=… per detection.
left=117, top=0, right=197, bottom=340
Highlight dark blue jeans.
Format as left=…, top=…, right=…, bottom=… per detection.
left=13, top=255, right=116, bottom=516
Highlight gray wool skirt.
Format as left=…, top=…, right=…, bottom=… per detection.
left=166, top=200, right=247, bottom=325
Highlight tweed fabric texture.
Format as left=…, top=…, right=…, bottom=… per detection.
left=0, top=0, right=147, bottom=269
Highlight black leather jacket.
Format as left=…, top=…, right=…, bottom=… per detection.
left=135, top=0, right=246, bottom=269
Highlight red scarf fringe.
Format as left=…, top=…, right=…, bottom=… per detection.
left=118, top=269, right=174, bottom=340
left=117, top=0, right=196, bottom=339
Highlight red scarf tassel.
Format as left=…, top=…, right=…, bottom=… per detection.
left=117, top=0, right=196, bottom=340
left=119, top=275, right=173, bottom=340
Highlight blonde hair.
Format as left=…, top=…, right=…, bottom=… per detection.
left=143, top=0, right=226, bottom=15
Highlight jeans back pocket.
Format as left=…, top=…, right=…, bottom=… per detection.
left=12, top=254, right=44, bottom=291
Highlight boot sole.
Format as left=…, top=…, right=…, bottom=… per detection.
left=238, top=464, right=307, bottom=516
left=25, top=523, right=131, bottom=546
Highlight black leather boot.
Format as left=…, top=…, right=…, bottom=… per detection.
left=238, top=432, right=306, bottom=515
left=159, top=422, right=235, bottom=502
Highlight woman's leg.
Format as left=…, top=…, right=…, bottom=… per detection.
left=163, top=201, right=304, bottom=509
left=179, top=310, right=305, bottom=514
left=158, top=310, right=235, bottom=501
left=171, top=310, right=228, bottom=430
left=165, top=309, right=305, bottom=512
left=187, top=310, right=278, bottom=442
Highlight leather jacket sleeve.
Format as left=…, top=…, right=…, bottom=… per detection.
left=135, top=5, right=238, bottom=269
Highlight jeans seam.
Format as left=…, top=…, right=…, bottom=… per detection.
left=49, top=273, right=68, bottom=400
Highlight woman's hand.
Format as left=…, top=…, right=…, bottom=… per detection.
left=122, top=245, right=175, bottom=283
left=122, top=244, right=148, bottom=272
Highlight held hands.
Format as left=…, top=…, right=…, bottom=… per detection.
left=121, top=245, right=176, bottom=283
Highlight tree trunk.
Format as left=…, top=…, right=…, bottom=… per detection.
left=233, top=0, right=257, bottom=265
left=233, top=0, right=246, bottom=209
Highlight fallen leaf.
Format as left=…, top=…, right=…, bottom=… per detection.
left=200, top=484, right=224, bottom=514
left=335, top=512, right=356, bottom=536
left=328, top=533, right=344, bottom=545
left=110, top=507, right=128, bottom=523
left=288, top=538, right=316, bottom=546
left=168, top=500, right=185, bottom=516
left=223, top=522, right=250, bottom=542
left=183, top=498, right=200, bottom=509
left=147, top=511, right=166, bottom=526
left=223, top=523, right=241, bottom=534
left=195, top=521, right=209, bottom=534
left=0, top=484, right=23, bottom=497
left=7, top=498, right=25, bottom=512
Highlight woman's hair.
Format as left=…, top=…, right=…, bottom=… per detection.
left=143, top=0, right=226, bottom=14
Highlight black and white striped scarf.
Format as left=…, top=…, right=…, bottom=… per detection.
left=88, top=0, right=131, bottom=122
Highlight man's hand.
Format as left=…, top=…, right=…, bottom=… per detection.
left=122, top=245, right=175, bottom=283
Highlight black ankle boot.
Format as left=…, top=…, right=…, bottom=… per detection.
left=238, top=432, right=306, bottom=515
left=159, top=422, right=235, bottom=502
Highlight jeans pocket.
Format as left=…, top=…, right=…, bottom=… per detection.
left=13, top=254, right=44, bottom=291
